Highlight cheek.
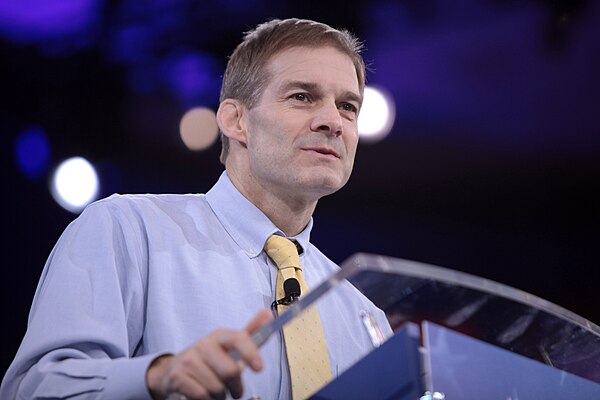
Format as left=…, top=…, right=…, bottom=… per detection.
left=246, top=115, right=278, bottom=150
left=345, top=131, right=359, bottom=153
left=343, top=136, right=358, bottom=170
left=247, top=124, right=292, bottom=167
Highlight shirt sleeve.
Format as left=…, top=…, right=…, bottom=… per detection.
left=0, top=197, right=158, bottom=399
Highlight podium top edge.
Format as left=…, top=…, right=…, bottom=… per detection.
left=342, top=252, right=600, bottom=338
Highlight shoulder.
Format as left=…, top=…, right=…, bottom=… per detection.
left=92, top=193, right=205, bottom=209
left=68, top=193, right=210, bottom=238
left=306, top=243, right=340, bottom=270
left=303, top=243, right=343, bottom=285
left=84, top=193, right=206, bottom=218
left=308, top=245, right=386, bottom=311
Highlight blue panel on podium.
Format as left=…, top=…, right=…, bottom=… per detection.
left=310, top=322, right=423, bottom=400
left=424, top=321, right=600, bottom=399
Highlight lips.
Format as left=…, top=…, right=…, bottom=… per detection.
left=304, top=146, right=341, bottom=158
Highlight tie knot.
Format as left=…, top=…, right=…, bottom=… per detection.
left=264, top=235, right=301, bottom=272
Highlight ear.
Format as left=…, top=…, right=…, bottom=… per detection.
left=216, top=99, right=248, bottom=146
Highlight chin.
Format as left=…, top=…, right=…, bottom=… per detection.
left=292, top=165, right=352, bottom=196
left=305, top=175, right=349, bottom=197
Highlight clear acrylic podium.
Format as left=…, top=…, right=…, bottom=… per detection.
left=259, top=253, right=600, bottom=399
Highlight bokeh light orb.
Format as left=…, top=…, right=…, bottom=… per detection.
left=357, top=85, right=396, bottom=143
left=50, top=157, right=99, bottom=213
left=179, top=107, right=219, bottom=151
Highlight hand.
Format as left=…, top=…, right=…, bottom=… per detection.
left=146, top=309, right=273, bottom=400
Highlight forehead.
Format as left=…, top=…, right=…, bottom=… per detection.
left=263, top=46, right=360, bottom=94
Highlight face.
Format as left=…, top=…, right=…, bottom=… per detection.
left=240, top=46, right=362, bottom=203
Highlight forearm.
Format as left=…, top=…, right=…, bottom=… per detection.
left=0, top=199, right=154, bottom=399
left=2, top=350, right=161, bottom=400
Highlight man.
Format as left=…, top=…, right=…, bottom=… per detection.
left=1, top=18, right=392, bottom=399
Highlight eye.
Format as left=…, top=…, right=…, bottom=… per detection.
left=291, top=93, right=309, bottom=102
left=340, top=103, right=358, bottom=113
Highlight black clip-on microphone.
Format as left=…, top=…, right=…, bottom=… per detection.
left=271, top=278, right=301, bottom=311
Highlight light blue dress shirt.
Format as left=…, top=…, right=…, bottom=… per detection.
left=1, top=172, right=392, bottom=399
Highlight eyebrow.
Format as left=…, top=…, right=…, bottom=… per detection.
left=279, top=80, right=363, bottom=105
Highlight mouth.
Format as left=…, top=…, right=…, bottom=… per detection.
left=303, top=147, right=341, bottom=159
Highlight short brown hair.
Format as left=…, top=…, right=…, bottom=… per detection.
left=219, top=18, right=366, bottom=164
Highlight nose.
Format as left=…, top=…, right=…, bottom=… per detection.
left=310, top=101, right=343, bottom=136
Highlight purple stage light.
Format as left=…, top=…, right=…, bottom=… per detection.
left=0, top=0, right=101, bottom=52
left=14, top=126, right=52, bottom=180
left=161, top=50, right=221, bottom=108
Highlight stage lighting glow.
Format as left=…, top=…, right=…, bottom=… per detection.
left=14, top=126, right=51, bottom=180
left=179, top=107, right=219, bottom=151
left=162, top=50, right=221, bottom=107
left=0, top=0, right=100, bottom=50
left=51, top=157, right=99, bottom=213
left=357, top=86, right=395, bottom=143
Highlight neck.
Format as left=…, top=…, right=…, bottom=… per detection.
left=226, top=169, right=318, bottom=237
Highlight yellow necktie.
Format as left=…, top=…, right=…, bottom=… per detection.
left=264, top=235, right=333, bottom=400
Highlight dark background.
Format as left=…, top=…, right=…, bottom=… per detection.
left=1, top=0, right=599, bottom=379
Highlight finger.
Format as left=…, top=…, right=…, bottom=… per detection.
left=164, top=346, right=228, bottom=399
left=166, top=371, right=211, bottom=400
left=190, top=331, right=246, bottom=398
left=189, top=339, right=239, bottom=395
left=225, top=375, right=244, bottom=399
left=215, top=329, right=263, bottom=372
left=245, top=308, right=273, bottom=334
left=204, top=330, right=249, bottom=377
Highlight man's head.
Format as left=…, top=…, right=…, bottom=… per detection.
left=219, top=18, right=365, bottom=165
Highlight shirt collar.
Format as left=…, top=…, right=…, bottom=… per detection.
left=205, top=171, right=313, bottom=258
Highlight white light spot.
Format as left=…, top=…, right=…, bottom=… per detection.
left=358, top=86, right=395, bottom=143
left=51, top=157, right=99, bottom=213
